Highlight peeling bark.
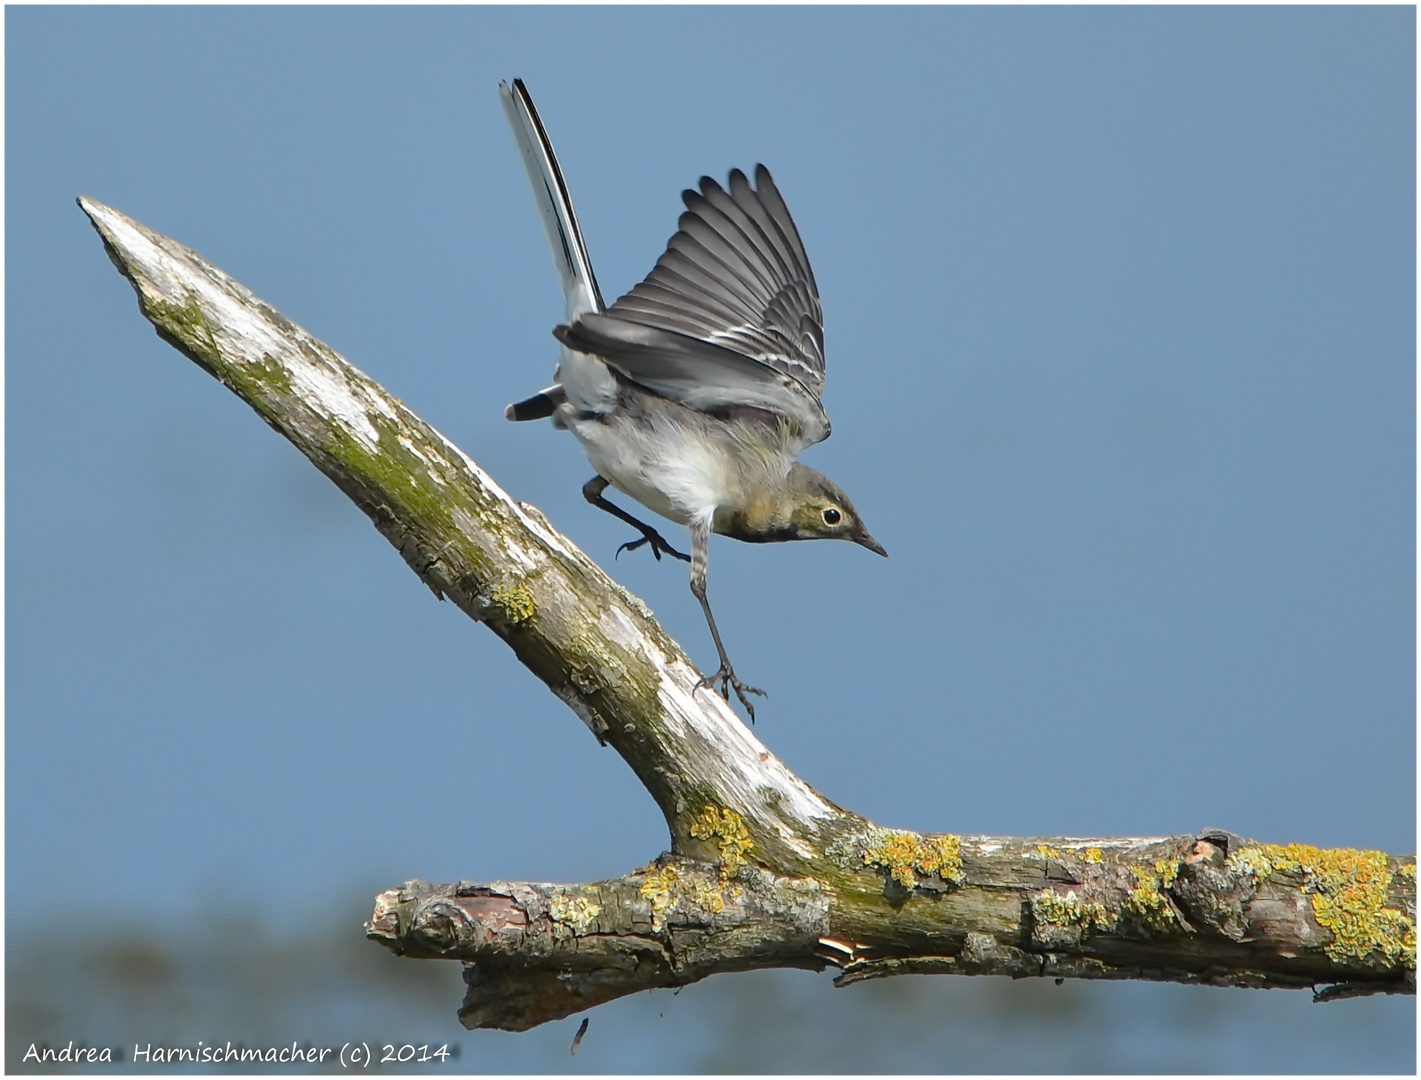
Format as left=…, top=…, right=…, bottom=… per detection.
left=80, top=196, right=1416, bottom=1032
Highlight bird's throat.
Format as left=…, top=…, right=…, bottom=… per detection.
left=715, top=491, right=798, bottom=544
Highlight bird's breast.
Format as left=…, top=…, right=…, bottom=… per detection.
left=560, top=399, right=793, bottom=531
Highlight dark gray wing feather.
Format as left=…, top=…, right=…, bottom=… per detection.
left=609, top=165, right=824, bottom=396
left=557, top=165, right=830, bottom=444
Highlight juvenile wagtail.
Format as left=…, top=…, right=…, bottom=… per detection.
left=500, top=79, right=886, bottom=719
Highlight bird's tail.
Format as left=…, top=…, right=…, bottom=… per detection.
left=500, top=78, right=616, bottom=417
left=500, top=79, right=604, bottom=323
left=503, top=384, right=565, bottom=422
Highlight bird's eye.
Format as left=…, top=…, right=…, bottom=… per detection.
left=822, top=507, right=842, bottom=525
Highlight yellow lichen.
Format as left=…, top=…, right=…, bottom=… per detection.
left=1377, top=908, right=1417, bottom=959
left=1155, top=858, right=1181, bottom=889
left=638, top=864, right=681, bottom=931
left=549, top=892, right=602, bottom=935
left=637, top=861, right=725, bottom=931
left=1030, top=844, right=1107, bottom=865
left=1225, top=845, right=1276, bottom=880
left=689, top=805, right=754, bottom=883
left=686, top=877, right=727, bottom=914
left=1229, top=843, right=1416, bottom=966
left=864, top=830, right=964, bottom=889
left=492, top=584, right=536, bottom=624
left=1124, top=865, right=1179, bottom=932
left=1033, top=889, right=1111, bottom=930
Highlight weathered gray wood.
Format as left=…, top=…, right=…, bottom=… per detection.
left=80, top=196, right=1416, bottom=1032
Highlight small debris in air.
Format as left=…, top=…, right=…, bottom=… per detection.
left=570, top=1017, right=589, bottom=1056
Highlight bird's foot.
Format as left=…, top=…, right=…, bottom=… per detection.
left=697, top=665, right=766, bottom=723
left=616, top=528, right=691, bottom=563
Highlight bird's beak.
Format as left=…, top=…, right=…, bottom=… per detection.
left=853, top=529, right=888, bottom=558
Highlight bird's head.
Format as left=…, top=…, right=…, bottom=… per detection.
left=720, top=463, right=887, bottom=555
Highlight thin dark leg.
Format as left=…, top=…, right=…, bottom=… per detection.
left=582, top=476, right=690, bottom=563
left=687, top=521, right=765, bottom=721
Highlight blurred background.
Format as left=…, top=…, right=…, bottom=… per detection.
left=7, top=6, right=1414, bottom=1073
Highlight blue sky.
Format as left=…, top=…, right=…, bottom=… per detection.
left=7, top=5, right=1414, bottom=1069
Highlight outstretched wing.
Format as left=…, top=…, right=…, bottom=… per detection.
left=556, top=165, right=831, bottom=445
left=613, top=166, right=825, bottom=398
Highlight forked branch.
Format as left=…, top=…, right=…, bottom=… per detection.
left=80, top=197, right=1416, bottom=1032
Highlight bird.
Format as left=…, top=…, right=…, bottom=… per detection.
left=499, top=78, right=886, bottom=720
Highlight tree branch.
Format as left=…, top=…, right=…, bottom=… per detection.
left=80, top=196, right=1416, bottom=1031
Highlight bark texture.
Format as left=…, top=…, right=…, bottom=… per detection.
left=81, top=196, right=1416, bottom=1032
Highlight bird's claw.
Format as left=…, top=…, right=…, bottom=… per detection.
left=616, top=530, right=691, bottom=563
left=697, top=665, right=766, bottom=723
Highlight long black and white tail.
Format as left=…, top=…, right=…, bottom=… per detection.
left=500, top=79, right=603, bottom=322
left=500, top=79, right=618, bottom=421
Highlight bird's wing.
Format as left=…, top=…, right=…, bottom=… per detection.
left=556, top=165, right=831, bottom=446
left=499, top=79, right=603, bottom=322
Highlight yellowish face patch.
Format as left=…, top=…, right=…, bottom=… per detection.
left=791, top=497, right=853, bottom=539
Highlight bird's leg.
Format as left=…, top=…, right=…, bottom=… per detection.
left=687, top=520, right=765, bottom=721
left=582, top=476, right=691, bottom=562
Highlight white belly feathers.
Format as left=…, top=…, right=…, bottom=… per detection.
left=562, top=406, right=730, bottom=527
